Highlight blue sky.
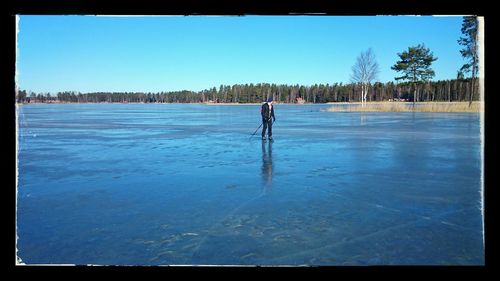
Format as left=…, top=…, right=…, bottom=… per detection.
left=17, top=15, right=466, bottom=93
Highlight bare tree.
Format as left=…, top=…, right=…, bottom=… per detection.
left=351, top=48, right=380, bottom=107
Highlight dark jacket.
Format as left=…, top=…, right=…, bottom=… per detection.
left=261, top=103, right=275, bottom=121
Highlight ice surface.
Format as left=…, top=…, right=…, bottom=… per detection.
left=16, top=104, right=483, bottom=265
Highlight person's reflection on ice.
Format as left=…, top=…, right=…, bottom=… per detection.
left=261, top=140, right=273, bottom=193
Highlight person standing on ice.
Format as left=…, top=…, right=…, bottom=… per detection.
left=261, top=97, right=276, bottom=140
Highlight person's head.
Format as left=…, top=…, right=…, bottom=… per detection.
left=267, top=97, right=273, bottom=103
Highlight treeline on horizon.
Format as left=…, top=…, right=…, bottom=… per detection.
left=17, top=78, right=478, bottom=104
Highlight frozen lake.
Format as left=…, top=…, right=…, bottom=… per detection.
left=16, top=103, right=484, bottom=265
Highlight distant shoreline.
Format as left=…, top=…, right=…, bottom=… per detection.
left=16, top=101, right=484, bottom=112
left=17, top=101, right=307, bottom=105
left=324, top=101, right=483, bottom=113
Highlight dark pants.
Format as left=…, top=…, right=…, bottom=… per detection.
left=262, top=118, right=273, bottom=138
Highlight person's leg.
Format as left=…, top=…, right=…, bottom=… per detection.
left=262, top=119, right=268, bottom=138
left=268, top=120, right=273, bottom=138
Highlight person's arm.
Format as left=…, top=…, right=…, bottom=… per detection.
left=271, top=106, right=276, bottom=121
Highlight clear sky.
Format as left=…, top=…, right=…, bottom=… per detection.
left=17, top=15, right=466, bottom=93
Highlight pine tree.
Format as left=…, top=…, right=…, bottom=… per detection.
left=458, top=16, right=479, bottom=106
left=391, top=44, right=437, bottom=106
